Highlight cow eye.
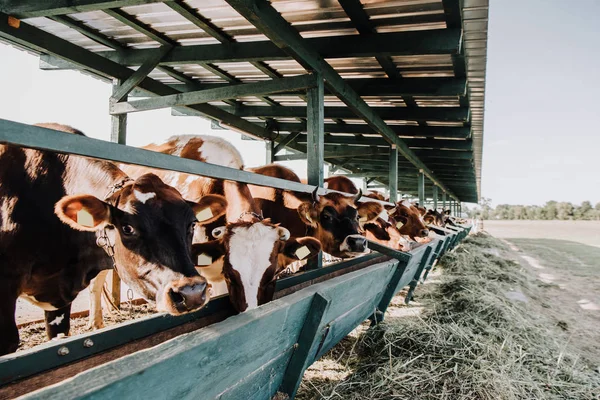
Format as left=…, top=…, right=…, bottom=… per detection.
left=122, top=225, right=135, bottom=236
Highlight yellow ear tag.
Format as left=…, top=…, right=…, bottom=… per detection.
left=295, top=245, right=311, bottom=260
left=359, top=216, right=368, bottom=222
left=197, top=253, right=213, bottom=266
left=196, top=208, right=213, bottom=222
left=77, top=209, right=94, bottom=228
left=396, top=221, right=404, bottom=229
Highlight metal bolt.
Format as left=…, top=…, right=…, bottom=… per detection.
left=83, top=339, right=94, bottom=348
left=57, top=346, right=70, bottom=356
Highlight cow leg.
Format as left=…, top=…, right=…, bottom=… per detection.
left=44, top=304, right=71, bottom=340
left=87, top=269, right=109, bottom=330
left=0, top=292, right=19, bottom=355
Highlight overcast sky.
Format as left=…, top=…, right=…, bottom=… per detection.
left=0, top=0, right=598, bottom=206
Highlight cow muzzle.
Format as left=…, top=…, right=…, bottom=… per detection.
left=340, top=234, right=368, bottom=255
left=163, top=276, right=210, bottom=314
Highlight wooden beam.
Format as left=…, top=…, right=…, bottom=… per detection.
left=96, top=29, right=462, bottom=66
left=274, top=147, right=388, bottom=161
left=110, top=45, right=173, bottom=102
left=388, top=145, right=398, bottom=203
left=164, top=0, right=232, bottom=43
left=273, top=131, right=302, bottom=154
left=223, top=105, right=468, bottom=121
left=1, top=0, right=163, bottom=18
left=418, top=171, right=425, bottom=205
left=274, top=122, right=470, bottom=138
left=0, top=14, right=274, bottom=141
left=110, top=74, right=317, bottom=114
left=104, top=8, right=175, bottom=46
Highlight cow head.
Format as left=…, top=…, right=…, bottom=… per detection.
left=296, top=189, right=382, bottom=258
left=424, top=209, right=445, bottom=227
left=192, top=220, right=321, bottom=312
left=55, top=173, right=227, bottom=315
left=388, top=200, right=429, bottom=240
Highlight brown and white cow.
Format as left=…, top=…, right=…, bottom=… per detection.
left=0, top=124, right=226, bottom=355
left=192, top=220, right=321, bottom=312
left=248, top=164, right=383, bottom=261
left=424, top=209, right=446, bottom=227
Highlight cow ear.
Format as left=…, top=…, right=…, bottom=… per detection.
left=192, top=241, right=225, bottom=267
left=282, top=237, right=322, bottom=260
left=444, top=209, right=451, bottom=215
left=356, top=201, right=383, bottom=222
left=297, top=202, right=319, bottom=227
left=55, top=195, right=111, bottom=232
left=189, top=195, right=228, bottom=225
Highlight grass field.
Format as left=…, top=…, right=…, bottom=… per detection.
left=484, top=220, right=600, bottom=247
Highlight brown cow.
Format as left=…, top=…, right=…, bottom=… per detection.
left=0, top=124, right=226, bottom=355
left=424, top=209, right=445, bottom=226
left=192, top=220, right=321, bottom=312
left=248, top=165, right=383, bottom=260
left=387, top=200, right=430, bottom=240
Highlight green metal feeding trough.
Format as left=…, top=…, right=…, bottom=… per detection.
left=0, top=0, right=486, bottom=398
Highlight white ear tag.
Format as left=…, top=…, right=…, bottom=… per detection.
left=197, top=253, right=213, bottom=266
left=196, top=208, right=213, bottom=222
left=295, top=245, right=311, bottom=260
left=396, top=221, right=404, bottom=229
left=77, top=209, right=94, bottom=228
left=305, top=213, right=313, bottom=223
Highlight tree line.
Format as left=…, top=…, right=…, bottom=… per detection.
left=466, top=198, right=600, bottom=220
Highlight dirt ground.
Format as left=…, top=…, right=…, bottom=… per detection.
left=485, top=220, right=600, bottom=247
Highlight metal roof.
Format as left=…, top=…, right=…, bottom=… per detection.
left=0, top=0, right=488, bottom=202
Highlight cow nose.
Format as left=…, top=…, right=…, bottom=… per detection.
left=168, top=281, right=208, bottom=312
left=347, top=235, right=367, bottom=251
left=419, top=229, right=430, bottom=237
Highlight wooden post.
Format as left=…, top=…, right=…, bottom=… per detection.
left=306, top=73, right=324, bottom=269
left=442, top=191, right=447, bottom=211
left=433, top=185, right=438, bottom=210
left=418, top=170, right=425, bottom=206
left=265, top=140, right=274, bottom=164
left=388, top=145, right=398, bottom=203
left=110, top=78, right=127, bottom=308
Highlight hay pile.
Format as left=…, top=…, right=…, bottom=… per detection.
left=299, top=233, right=600, bottom=400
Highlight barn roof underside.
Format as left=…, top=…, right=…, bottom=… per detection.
left=0, top=0, right=488, bottom=203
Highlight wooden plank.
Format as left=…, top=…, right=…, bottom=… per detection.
left=388, top=144, right=398, bottom=203
left=273, top=131, right=301, bottom=154
left=274, top=122, right=471, bottom=138
left=96, top=29, right=462, bottom=66
left=110, top=74, right=316, bottom=115
left=405, top=246, right=433, bottom=303
left=306, top=74, right=324, bottom=269
left=1, top=0, right=163, bottom=18
left=418, top=171, right=425, bottom=205
left=223, top=105, right=468, bottom=121
left=279, top=293, right=331, bottom=398
left=18, top=260, right=398, bottom=399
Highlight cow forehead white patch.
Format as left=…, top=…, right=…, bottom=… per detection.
left=400, top=200, right=411, bottom=207
left=227, top=223, right=280, bottom=310
left=134, top=190, right=156, bottom=204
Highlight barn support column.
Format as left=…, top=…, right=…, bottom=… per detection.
left=418, top=170, right=425, bottom=206
left=265, top=140, right=274, bottom=164
left=306, top=73, right=324, bottom=269
left=109, top=78, right=127, bottom=308
left=433, top=185, right=438, bottom=210
left=442, top=191, right=447, bottom=211
left=388, top=144, right=398, bottom=203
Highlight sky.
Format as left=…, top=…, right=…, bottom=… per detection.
left=0, top=0, right=598, bottom=207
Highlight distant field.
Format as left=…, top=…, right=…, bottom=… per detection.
left=484, top=220, right=600, bottom=247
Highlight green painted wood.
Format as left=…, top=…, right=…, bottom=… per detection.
left=274, top=147, right=388, bottom=161
left=1, top=0, right=163, bottom=18
left=418, top=171, right=425, bottom=205
left=110, top=74, right=317, bottom=114
left=367, top=241, right=412, bottom=264
left=18, top=259, right=398, bottom=399
left=96, top=29, right=462, bottom=66
left=405, top=246, right=433, bottom=304
left=388, top=145, right=398, bottom=203
left=104, top=8, right=175, bottom=46
left=421, top=238, right=445, bottom=282
left=0, top=296, right=234, bottom=386
left=280, top=293, right=330, bottom=398
left=123, top=78, right=467, bottom=99
left=222, top=105, right=468, bottom=122
left=306, top=74, right=324, bottom=270
left=274, top=122, right=471, bottom=138
left=110, top=79, right=128, bottom=145
left=49, top=15, right=124, bottom=50
left=164, top=0, right=232, bottom=44
left=273, top=131, right=301, bottom=154
left=0, top=119, right=369, bottom=197
left=265, top=140, right=274, bottom=164
left=433, top=185, right=439, bottom=209
left=370, top=258, right=410, bottom=324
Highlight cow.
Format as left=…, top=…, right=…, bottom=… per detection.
left=121, top=135, right=322, bottom=313
left=248, top=164, right=384, bottom=262
left=424, top=209, right=446, bottom=226
left=388, top=201, right=430, bottom=240
left=0, top=123, right=227, bottom=355
left=192, top=220, right=321, bottom=312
